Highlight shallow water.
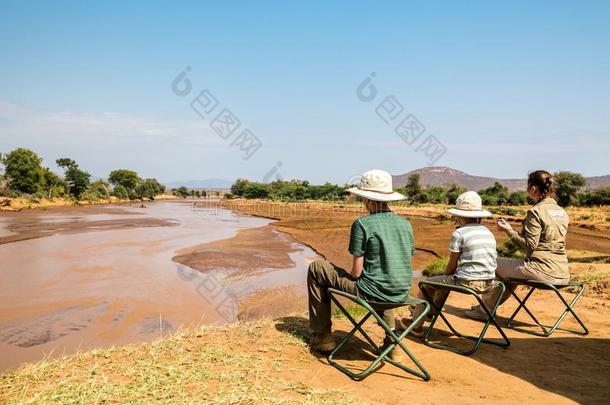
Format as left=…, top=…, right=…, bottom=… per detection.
left=0, top=202, right=318, bottom=370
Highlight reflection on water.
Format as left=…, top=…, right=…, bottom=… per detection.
left=0, top=202, right=318, bottom=370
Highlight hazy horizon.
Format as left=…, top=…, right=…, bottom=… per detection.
left=1, top=1, right=609, bottom=185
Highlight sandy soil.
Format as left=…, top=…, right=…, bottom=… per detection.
left=0, top=194, right=180, bottom=212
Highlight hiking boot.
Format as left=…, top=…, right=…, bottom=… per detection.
left=397, top=318, right=426, bottom=338
left=310, top=332, right=336, bottom=353
left=381, top=336, right=404, bottom=361
left=464, top=306, right=488, bottom=321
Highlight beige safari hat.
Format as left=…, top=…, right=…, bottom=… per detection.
left=347, top=169, right=406, bottom=202
left=447, top=191, right=492, bottom=218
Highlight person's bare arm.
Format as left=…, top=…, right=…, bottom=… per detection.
left=350, top=255, right=364, bottom=279
left=445, top=251, right=460, bottom=275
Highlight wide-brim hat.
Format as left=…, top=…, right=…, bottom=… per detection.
left=347, top=169, right=406, bottom=202
left=447, top=191, right=492, bottom=218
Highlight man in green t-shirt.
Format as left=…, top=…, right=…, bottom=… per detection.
left=308, top=169, right=415, bottom=353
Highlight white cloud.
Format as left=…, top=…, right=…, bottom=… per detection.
left=0, top=99, right=222, bottom=146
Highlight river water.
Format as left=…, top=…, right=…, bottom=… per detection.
left=0, top=201, right=318, bottom=370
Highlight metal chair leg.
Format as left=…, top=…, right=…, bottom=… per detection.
left=327, top=289, right=431, bottom=381
left=506, top=282, right=589, bottom=336
left=420, top=281, right=510, bottom=355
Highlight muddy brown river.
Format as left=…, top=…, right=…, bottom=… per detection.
left=0, top=202, right=319, bottom=370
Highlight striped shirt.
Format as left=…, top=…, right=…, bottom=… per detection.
left=449, top=223, right=497, bottom=281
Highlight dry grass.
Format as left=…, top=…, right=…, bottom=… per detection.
left=0, top=319, right=358, bottom=404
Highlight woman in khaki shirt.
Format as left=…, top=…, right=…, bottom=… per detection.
left=495, top=170, right=570, bottom=285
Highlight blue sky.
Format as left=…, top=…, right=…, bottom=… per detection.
left=1, top=1, right=609, bottom=184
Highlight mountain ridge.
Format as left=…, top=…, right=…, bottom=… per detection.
left=392, top=167, right=610, bottom=192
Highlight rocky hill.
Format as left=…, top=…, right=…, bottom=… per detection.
left=392, top=167, right=610, bottom=192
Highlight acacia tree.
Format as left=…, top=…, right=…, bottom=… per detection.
left=109, top=169, right=141, bottom=197
left=2, top=148, right=44, bottom=194
left=56, top=158, right=91, bottom=199
left=554, top=171, right=586, bottom=207
left=135, top=178, right=165, bottom=200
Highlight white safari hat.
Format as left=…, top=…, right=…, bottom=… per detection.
left=447, top=191, right=492, bottom=218
left=347, top=169, right=406, bottom=202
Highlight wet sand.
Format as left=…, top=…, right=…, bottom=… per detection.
left=0, top=202, right=319, bottom=370
left=172, top=223, right=320, bottom=322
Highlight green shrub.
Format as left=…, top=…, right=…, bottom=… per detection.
left=490, top=207, right=525, bottom=217
left=423, top=257, right=449, bottom=277
left=579, top=214, right=592, bottom=221
left=112, top=184, right=129, bottom=199
left=80, top=189, right=101, bottom=202
left=331, top=303, right=369, bottom=319
left=497, top=239, right=525, bottom=258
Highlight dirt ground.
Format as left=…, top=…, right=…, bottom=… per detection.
left=213, top=199, right=610, bottom=404
left=2, top=199, right=609, bottom=403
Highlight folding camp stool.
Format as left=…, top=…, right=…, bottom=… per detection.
left=327, top=288, right=431, bottom=381
left=419, top=279, right=510, bottom=355
left=505, top=279, right=589, bottom=336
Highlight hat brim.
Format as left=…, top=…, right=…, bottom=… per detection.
left=447, top=208, right=493, bottom=218
left=348, top=187, right=406, bottom=202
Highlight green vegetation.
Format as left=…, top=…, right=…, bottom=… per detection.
left=227, top=171, right=610, bottom=208
left=108, top=169, right=141, bottom=199
left=1, top=148, right=44, bottom=194
left=479, top=181, right=509, bottom=206
left=331, top=302, right=370, bottom=319
left=0, top=147, right=166, bottom=202
left=135, top=178, right=166, bottom=200
left=230, top=178, right=347, bottom=201
left=56, top=157, right=91, bottom=199
left=0, top=320, right=357, bottom=404
left=423, top=257, right=449, bottom=276
left=489, top=207, right=526, bottom=217
left=555, top=171, right=586, bottom=207
left=508, top=190, right=529, bottom=205
left=578, top=187, right=610, bottom=206
left=497, top=239, right=526, bottom=258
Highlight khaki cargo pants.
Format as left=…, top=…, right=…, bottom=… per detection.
left=307, top=259, right=395, bottom=336
left=411, top=274, right=498, bottom=323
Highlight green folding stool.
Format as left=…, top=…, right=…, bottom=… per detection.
left=419, top=280, right=510, bottom=355
left=505, top=279, right=589, bottom=337
left=327, top=288, right=431, bottom=381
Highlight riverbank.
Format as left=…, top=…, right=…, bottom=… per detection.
left=2, top=199, right=610, bottom=403
left=0, top=194, right=180, bottom=212
left=221, top=199, right=610, bottom=298
left=2, top=302, right=610, bottom=404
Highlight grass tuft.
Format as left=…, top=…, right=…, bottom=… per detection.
left=423, top=257, right=449, bottom=276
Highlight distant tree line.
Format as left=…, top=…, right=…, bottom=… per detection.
left=170, top=186, right=208, bottom=198
left=227, top=172, right=610, bottom=207
left=396, top=172, right=610, bottom=207
left=0, top=147, right=166, bottom=202
left=229, top=179, right=348, bottom=201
